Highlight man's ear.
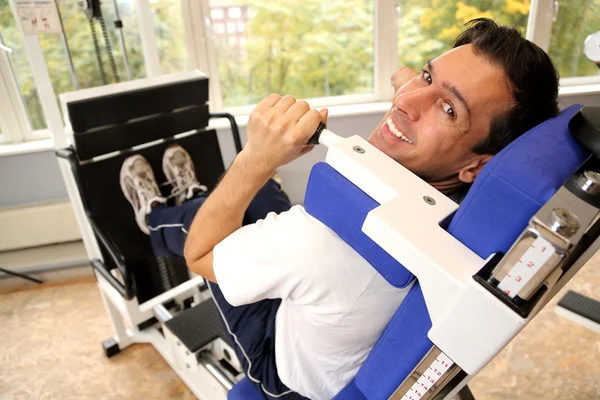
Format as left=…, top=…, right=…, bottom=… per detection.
left=457, top=154, right=493, bottom=183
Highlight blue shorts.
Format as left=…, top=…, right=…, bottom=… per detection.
left=148, top=179, right=307, bottom=399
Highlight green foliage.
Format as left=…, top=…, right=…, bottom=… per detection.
left=397, top=0, right=600, bottom=80
left=218, top=0, right=374, bottom=106
left=398, top=0, right=529, bottom=71
left=547, top=0, right=600, bottom=78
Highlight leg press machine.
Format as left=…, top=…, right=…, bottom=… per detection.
left=54, top=71, right=600, bottom=399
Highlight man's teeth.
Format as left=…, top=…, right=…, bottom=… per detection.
left=386, top=118, right=413, bottom=144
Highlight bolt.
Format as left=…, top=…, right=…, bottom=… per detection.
left=549, top=208, right=579, bottom=237
left=423, top=196, right=436, bottom=206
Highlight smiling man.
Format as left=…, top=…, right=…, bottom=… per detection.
left=119, top=19, right=559, bottom=400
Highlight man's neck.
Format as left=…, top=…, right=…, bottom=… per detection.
left=427, top=176, right=465, bottom=196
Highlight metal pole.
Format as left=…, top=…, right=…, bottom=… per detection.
left=54, top=0, right=79, bottom=90
left=112, top=0, right=132, bottom=80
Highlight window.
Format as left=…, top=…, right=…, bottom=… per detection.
left=1, top=0, right=599, bottom=146
left=0, top=2, right=46, bottom=138
left=150, top=0, right=188, bottom=74
left=228, top=6, right=242, bottom=19
left=214, top=23, right=225, bottom=34
left=547, top=1, right=600, bottom=78
left=211, top=8, right=224, bottom=19
left=226, top=22, right=236, bottom=34
left=53, top=0, right=146, bottom=90
left=397, top=0, right=529, bottom=72
left=209, top=0, right=375, bottom=108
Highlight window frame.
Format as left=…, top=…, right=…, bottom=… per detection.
left=0, top=42, right=33, bottom=144
left=2, top=0, right=598, bottom=147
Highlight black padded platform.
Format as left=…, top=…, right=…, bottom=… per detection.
left=165, top=299, right=229, bottom=352
left=558, top=290, right=600, bottom=324
left=68, top=76, right=209, bottom=133
left=74, top=104, right=209, bottom=160
left=73, top=130, right=226, bottom=303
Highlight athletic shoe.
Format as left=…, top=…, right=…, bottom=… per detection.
left=119, top=155, right=167, bottom=234
left=162, top=145, right=207, bottom=206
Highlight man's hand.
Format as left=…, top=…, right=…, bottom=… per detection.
left=184, top=94, right=327, bottom=282
left=242, top=94, right=328, bottom=176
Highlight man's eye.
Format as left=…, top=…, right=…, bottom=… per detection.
left=443, top=103, right=455, bottom=118
left=422, top=71, right=432, bottom=84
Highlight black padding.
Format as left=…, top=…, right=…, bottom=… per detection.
left=165, top=299, right=229, bottom=352
left=558, top=290, right=600, bottom=324
left=74, top=104, right=209, bottom=160
left=570, top=106, right=600, bottom=158
left=68, top=76, right=209, bottom=133
left=76, top=130, right=225, bottom=303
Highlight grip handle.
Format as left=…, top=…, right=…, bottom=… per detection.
left=307, top=122, right=327, bottom=145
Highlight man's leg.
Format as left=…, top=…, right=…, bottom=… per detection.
left=121, top=148, right=302, bottom=398
left=147, top=196, right=207, bottom=258
left=209, top=283, right=308, bottom=400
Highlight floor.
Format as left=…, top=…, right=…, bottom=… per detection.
left=1, top=256, right=599, bottom=400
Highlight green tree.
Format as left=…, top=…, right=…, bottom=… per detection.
left=396, top=0, right=600, bottom=78
left=216, top=0, right=374, bottom=107
left=397, top=0, right=529, bottom=71
left=547, top=0, right=600, bottom=78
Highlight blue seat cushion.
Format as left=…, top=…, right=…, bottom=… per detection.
left=228, top=377, right=265, bottom=400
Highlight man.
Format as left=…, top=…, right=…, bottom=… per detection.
left=119, top=19, right=559, bottom=400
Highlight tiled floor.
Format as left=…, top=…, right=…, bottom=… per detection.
left=1, top=256, right=599, bottom=400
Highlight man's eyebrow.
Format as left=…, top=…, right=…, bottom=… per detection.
left=426, top=60, right=472, bottom=119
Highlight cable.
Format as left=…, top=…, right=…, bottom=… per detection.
left=89, top=18, right=107, bottom=85
left=99, top=13, right=120, bottom=83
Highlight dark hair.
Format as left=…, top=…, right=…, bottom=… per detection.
left=453, top=18, right=559, bottom=155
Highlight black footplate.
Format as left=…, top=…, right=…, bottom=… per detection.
left=165, top=299, right=229, bottom=352
left=557, top=290, right=600, bottom=324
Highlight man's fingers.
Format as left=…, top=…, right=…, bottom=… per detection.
left=285, top=100, right=310, bottom=123
left=270, top=95, right=297, bottom=117
left=319, top=108, right=328, bottom=124
left=255, top=93, right=282, bottom=114
left=297, top=109, right=322, bottom=142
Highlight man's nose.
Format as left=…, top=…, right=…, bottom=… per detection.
left=393, top=86, right=434, bottom=122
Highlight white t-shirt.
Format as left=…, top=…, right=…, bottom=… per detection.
left=213, top=205, right=412, bottom=400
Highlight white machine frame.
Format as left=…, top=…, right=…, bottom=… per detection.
left=55, top=73, right=597, bottom=399
left=55, top=72, right=240, bottom=400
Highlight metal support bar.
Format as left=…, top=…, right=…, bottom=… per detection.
left=197, top=352, right=235, bottom=391
left=210, top=112, right=243, bottom=154
left=54, top=0, right=79, bottom=90
left=91, top=259, right=130, bottom=299
left=0, top=266, right=43, bottom=284
left=112, top=0, right=132, bottom=81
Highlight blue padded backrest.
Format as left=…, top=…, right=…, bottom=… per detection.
left=305, top=105, right=588, bottom=400
left=447, top=104, right=588, bottom=257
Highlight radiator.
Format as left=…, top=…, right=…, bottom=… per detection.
left=0, top=200, right=82, bottom=251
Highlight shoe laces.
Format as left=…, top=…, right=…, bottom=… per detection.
left=165, top=165, right=207, bottom=201
left=134, top=174, right=161, bottom=210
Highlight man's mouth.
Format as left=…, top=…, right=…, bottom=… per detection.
left=385, top=117, right=413, bottom=144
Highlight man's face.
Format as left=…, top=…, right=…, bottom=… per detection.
left=368, top=44, right=514, bottom=183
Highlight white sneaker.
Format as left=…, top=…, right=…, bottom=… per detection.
left=162, top=145, right=207, bottom=206
left=120, top=155, right=167, bottom=234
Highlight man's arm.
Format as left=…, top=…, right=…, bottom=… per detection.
left=183, top=94, right=327, bottom=282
